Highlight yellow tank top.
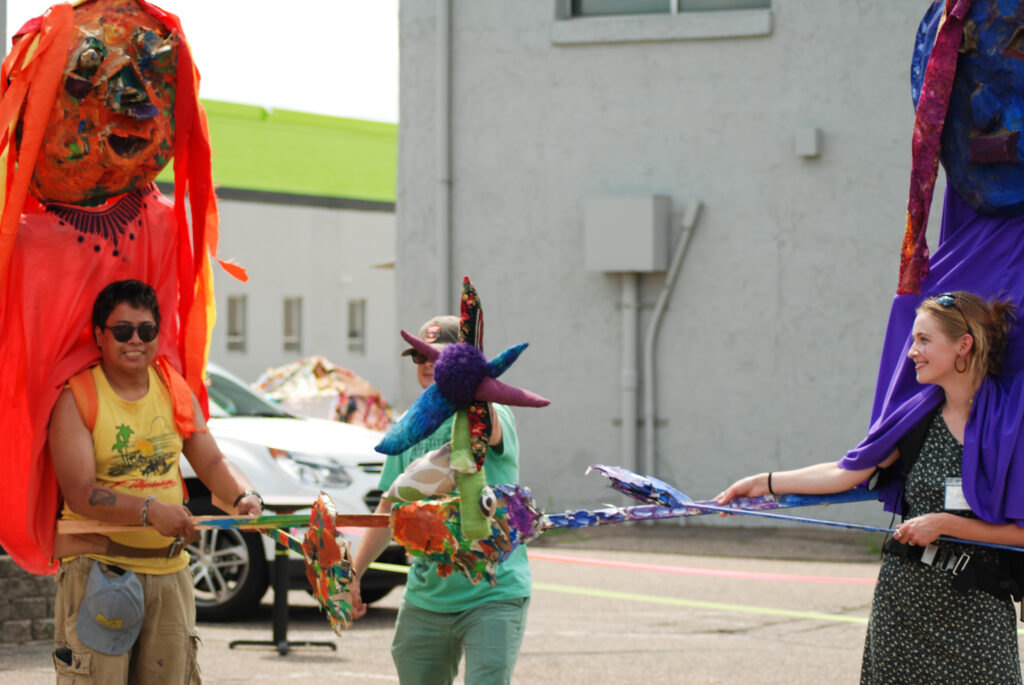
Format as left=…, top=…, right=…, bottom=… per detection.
left=61, top=366, right=189, bottom=574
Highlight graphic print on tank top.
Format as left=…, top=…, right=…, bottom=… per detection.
left=106, top=414, right=180, bottom=480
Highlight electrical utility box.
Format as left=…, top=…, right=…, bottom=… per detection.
left=583, top=194, right=670, bottom=272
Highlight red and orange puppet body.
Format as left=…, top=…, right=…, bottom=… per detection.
left=0, top=0, right=243, bottom=575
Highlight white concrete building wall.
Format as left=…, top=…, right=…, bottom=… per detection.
left=396, top=1, right=943, bottom=516
left=208, top=198, right=398, bottom=403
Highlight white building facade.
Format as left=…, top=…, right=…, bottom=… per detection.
left=161, top=102, right=401, bottom=404
left=395, top=1, right=941, bottom=515
left=208, top=194, right=398, bottom=402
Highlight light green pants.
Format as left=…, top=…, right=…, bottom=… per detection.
left=391, top=597, right=530, bottom=685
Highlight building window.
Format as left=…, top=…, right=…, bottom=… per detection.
left=573, top=0, right=667, bottom=15
left=283, top=296, right=302, bottom=354
left=226, top=295, right=246, bottom=352
left=347, top=299, right=366, bottom=354
left=571, top=0, right=768, bottom=15
left=554, top=0, right=772, bottom=43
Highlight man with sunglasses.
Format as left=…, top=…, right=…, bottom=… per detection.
left=47, top=279, right=263, bottom=684
left=350, top=315, right=531, bottom=685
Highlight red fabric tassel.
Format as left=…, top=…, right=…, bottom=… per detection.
left=898, top=0, right=974, bottom=295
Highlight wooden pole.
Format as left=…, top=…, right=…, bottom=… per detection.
left=56, top=512, right=389, bottom=535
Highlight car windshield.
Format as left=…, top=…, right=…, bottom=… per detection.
left=207, top=370, right=291, bottom=418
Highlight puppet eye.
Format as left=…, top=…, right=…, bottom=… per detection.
left=78, top=48, right=102, bottom=70
left=479, top=487, right=497, bottom=517
left=72, top=37, right=107, bottom=76
left=132, top=28, right=177, bottom=74
left=64, top=38, right=107, bottom=100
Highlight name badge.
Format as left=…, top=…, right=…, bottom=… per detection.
left=944, top=477, right=970, bottom=511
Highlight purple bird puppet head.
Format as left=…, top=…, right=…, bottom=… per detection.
left=375, top=277, right=549, bottom=456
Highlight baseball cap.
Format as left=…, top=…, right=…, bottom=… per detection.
left=75, top=562, right=145, bottom=656
left=401, top=315, right=459, bottom=356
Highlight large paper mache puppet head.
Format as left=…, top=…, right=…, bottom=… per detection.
left=913, top=0, right=1024, bottom=215
left=26, top=0, right=178, bottom=204
left=0, top=0, right=243, bottom=576
left=0, top=0, right=229, bottom=288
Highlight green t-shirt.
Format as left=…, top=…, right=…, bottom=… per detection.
left=379, top=404, right=531, bottom=613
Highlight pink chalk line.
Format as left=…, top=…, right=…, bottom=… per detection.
left=529, top=550, right=876, bottom=585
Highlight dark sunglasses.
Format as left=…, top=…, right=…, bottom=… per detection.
left=410, top=350, right=429, bottom=365
left=106, top=322, right=159, bottom=343
left=933, top=292, right=972, bottom=336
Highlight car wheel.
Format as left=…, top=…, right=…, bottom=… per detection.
left=186, top=503, right=268, bottom=621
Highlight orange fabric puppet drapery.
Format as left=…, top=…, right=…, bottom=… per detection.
left=0, top=0, right=244, bottom=574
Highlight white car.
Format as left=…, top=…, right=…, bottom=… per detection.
left=181, top=363, right=406, bottom=620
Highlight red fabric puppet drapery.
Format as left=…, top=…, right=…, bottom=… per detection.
left=0, top=0, right=244, bottom=574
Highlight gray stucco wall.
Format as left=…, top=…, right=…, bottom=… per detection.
left=209, top=199, right=398, bottom=403
left=396, top=1, right=942, bottom=518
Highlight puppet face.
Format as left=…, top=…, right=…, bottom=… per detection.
left=29, top=0, right=178, bottom=204
left=914, top=1, right=1024, bottom=215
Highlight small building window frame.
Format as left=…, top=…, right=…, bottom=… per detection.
left=226, top=294, right=247, bottom=353
left=347, top=299, right=367, bottom=354
left=567, top=0, right=769, bottom=16
left=553, top=0, right=772, bottom=44
left=283, top=296, right=302, bottom=354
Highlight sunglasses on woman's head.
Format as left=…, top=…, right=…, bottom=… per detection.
left=106, top=323, right=159, bottom=343
left=933, top=292, right=972, bottom=337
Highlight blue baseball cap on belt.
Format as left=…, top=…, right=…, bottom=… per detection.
left=75, top=562, right=144, bottom=655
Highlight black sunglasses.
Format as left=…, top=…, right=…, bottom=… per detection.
left=933, top=292, right=972, bottom=337
left=410, top=350, right=429, bottom=365
left=106, top=322, right=159, bottom=343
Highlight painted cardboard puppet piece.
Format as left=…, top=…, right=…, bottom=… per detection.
left=843, top=0, right=1024, bottom=527
left=375, top=277, right=549, bottom=583
left=298, top=495, right=354, bottom=634
left=0, top=0, right=243, bottom=574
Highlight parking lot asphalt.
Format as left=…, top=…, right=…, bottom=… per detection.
left=3, top=526, right=1021, bottom=684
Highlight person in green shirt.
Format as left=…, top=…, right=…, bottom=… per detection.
left=350, top=315, right=531, bottom=685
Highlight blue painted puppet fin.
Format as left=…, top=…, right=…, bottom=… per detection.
left=375, top=385, right=457, bottom=455
left=486, top=342, right=529, bottom=378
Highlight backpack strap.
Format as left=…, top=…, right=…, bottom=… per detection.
left=67, top=366, right=99, bottom=432
left=151, top=356, right=197, bottom=503
left=896, top=405, right=942, bottom=484
left=153, top=355, right=199, bottom=438
left=868, top=405, right=942, bottom=514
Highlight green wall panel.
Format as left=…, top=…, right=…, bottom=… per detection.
left=157, top=99, right=397, bottom=203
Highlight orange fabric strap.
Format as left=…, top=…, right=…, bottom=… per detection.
left=153, top=355, right=199, bottom=437
left=67, top=359, right=196, bottom=437
left=0, top=5, right=74, bottom=292
left=67, top=367, right=98, bottom=432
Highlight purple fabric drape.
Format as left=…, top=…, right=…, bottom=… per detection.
left=840, top=185, right=1024, bottom=525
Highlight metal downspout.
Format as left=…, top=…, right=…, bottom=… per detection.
left=436, top=0, right=452, bottom=311
left=622, top=274, right=640, bottom=473
left=642, top=201, right=701, bottom=477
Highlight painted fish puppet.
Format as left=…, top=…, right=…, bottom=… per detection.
left=0, top=0, right=244, bottom=574
left=386, top=465, right=878, bottom=587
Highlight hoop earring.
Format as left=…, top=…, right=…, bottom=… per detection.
left=954, top=355, right=968, bottom=374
